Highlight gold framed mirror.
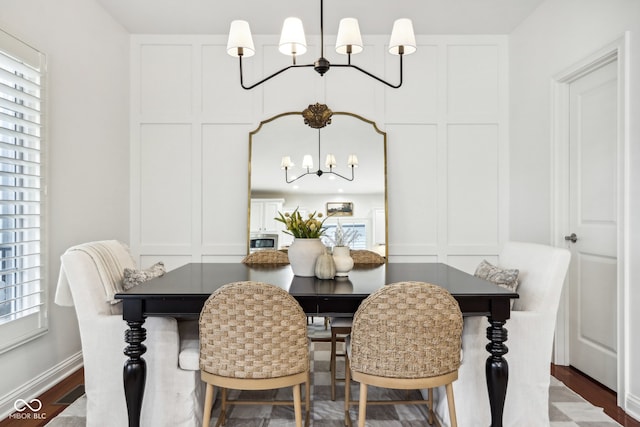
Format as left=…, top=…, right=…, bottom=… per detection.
left=247, top=103, right=387, bottom=256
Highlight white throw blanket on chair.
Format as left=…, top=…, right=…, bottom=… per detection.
left=55, top=240, right=134, bottom=307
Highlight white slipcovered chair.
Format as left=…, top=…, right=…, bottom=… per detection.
left=431, top=241, right=571, bottom=426
left=55, top=240, right=204, bottom=427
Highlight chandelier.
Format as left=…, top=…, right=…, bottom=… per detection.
left=226, top=0, right=417, bottom=90
left=280, top=103, right=358, bottom=183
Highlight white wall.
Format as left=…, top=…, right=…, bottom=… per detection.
left=131, top=34, right=509, bottom=274
left=0, top=0, right=129, bottom=417
left=509, top=0, right=640, bottom=418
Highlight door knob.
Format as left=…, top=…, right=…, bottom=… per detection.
left=564, top=233, right=578, bottom=243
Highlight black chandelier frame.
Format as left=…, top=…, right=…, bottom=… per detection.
left=283, top=128, right=356, bottom=184
left=235, top=0, right=407, bottom=90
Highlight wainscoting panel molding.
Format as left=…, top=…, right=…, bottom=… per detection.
left=130, top=34, right=508, bottom=273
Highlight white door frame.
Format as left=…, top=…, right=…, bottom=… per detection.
left=551, top=33, right=629, bottom=407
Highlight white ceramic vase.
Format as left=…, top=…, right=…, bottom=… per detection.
left=288, top=238, right=326, bottom=277
left=332, top=246, right=354, bottom=277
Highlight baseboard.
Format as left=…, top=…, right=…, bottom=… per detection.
left=626, top=392, right=640, bottom=422
left=0, top=352, right=83, bottom=419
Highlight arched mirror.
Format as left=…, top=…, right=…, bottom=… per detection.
left=248, top=103, right=387, bottom=257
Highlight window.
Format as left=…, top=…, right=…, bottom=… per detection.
left=0, top=29, right=46, bottom=353
left=322, top=223, right=367, bottom=250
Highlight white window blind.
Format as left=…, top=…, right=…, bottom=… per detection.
left=322, top=223, right=367, bottom=250
left=0, top=29, right=46, bottom=353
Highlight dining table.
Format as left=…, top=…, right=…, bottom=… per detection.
left=115, top=262, right=518, bottom=427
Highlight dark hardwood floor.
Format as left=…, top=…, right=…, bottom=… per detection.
left=1, top=365, right=638, bottom=426
left=0, top=368, right=84, bottom=427
left=551, top=364, right=640, bottom=427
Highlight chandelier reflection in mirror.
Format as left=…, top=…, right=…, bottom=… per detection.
left=280, top=103, right=358, bottom=183
left=226, top=0, right=417, bottom=90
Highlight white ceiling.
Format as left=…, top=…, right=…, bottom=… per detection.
left=95, top=0, right=545, bottom=35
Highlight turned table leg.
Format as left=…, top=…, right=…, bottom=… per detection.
left=123, top=320, right=147, bottom=427
left=485, top=318, right=509, bottom=427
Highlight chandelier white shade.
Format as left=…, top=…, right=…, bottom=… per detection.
left=278, top=17, right=307, bottom=57
left=335, top=18, right=363, bottom=55
left=226, top=0, right=416, bottom=90
left=302, top=155, right=314, bottom=170
left=280, top=156, right=293, bottom=169
left=325, top=154, right=337, bottom=168
left=226, top=20, right=255, bottom=57
left=389, top=19, right=417, bottom=55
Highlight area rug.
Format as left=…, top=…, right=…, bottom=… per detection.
left=48, top=323, right=622, bottom=427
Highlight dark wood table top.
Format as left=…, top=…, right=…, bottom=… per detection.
left=116, top=262, right=518, bottom=318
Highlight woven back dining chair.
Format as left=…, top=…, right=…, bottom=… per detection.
left=199, top=281, right=310, bottom=427
left=328, top=248, right=385, bottom=400
left=344, top=281, right=463, bottom=427
left=241, top=249, right=289, bottom=265
left=349, top=249, right=386, bottom=265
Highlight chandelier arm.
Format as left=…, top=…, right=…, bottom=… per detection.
left=331, top=54, right=405, bottom=89
left=284, top=129, right=356, bottom=183
left=328, top=167, right=355, bottom=182
left=285, top=168, right=312, bottom=184
left=239, top=56, right=314, bottom=90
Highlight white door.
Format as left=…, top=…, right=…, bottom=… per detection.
left=567, top=59, right=618, bottom=391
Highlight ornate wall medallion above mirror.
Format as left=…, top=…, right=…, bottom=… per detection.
left=248, top=103, right=387, bottom=257
left=301, top=103, right=333, bottom=128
